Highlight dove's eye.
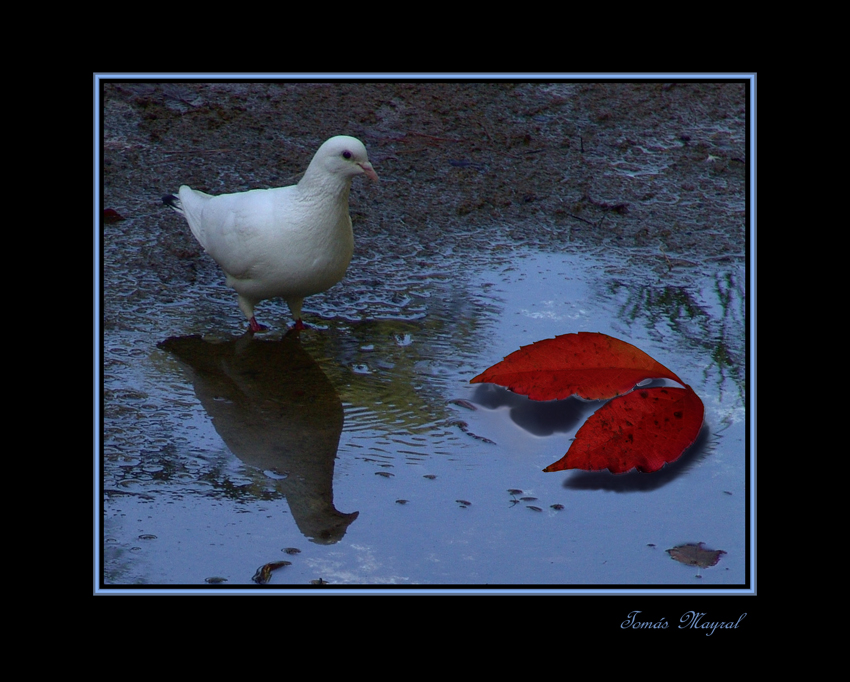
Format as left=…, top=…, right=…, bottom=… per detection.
left=342, top=150, right=352, bottom=159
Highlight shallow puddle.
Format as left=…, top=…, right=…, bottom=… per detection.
left=102, top=239, right=747, bottom=590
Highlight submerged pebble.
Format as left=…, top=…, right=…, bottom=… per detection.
left=252, top=561, right=292, bottom=584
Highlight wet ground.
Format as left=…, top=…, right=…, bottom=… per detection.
left=99, top=80, right=750, bottom=591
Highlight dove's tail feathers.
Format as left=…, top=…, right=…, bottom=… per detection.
left=162, top=194, right=183, bottom=214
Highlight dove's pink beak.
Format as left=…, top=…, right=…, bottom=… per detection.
left=359, top=162, right=379, bottom=181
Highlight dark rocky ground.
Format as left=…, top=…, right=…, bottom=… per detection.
left=101, top=81, right=747, bottom=299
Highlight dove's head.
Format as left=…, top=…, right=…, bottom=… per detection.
left=309, top=135, right=378, bottom=183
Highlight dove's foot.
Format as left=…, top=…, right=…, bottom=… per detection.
left=248, top=317, right=268, bottom=333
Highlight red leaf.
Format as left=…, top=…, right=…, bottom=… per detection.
left=470, top=332, right=684, bottom=401
left=104, top=208, right=125, bottom=223
left=543, top=386, right=704, bottom=474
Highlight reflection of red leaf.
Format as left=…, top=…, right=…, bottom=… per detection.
left=543, top=386, right=704, bottom=473
left=470, top=332, right=684, bottom=401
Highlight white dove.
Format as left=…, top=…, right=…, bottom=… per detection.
left=163, top=135, right=378, bottom=332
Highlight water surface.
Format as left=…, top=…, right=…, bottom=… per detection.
left=102, top=240, right=746, bottom=590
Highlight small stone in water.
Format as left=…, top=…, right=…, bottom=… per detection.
left=449, top=399, right=477, bottom=411
left=252, top=561, right=292, bottom=584
left=666, top=543, right=726, bottom=568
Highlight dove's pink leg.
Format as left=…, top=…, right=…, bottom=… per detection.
left=249, top=317, right=268, bottom=332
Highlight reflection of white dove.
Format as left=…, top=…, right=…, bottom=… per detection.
left=159, top=332, right=359, bottom=544
left=163, top=136, right=378, bottom=331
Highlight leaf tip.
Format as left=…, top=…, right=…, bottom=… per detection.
left=542, top=460, right=568, bottom=473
